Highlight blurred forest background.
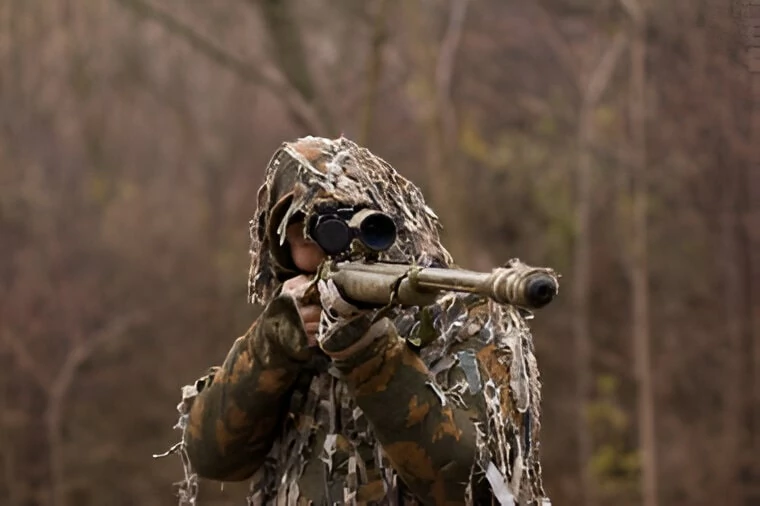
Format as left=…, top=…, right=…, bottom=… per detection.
left=0, top=0, right=758, bottom=505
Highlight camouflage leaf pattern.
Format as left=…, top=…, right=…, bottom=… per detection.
left=162, top=137, right=552, bottom=506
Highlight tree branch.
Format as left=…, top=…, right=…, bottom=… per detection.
left=435, top=0, right=470, bottom=142
left=112, top=0, right=329, bottom=133
left=359, top=0, right=394, bottom=145
left=436, top=0, right=469, bottom=105
left=619, top=0, right=645, bottom=27
left=46, top=312, right=146, bottom=506
left=2, top=330, right=51, bottom=392
left=582, top=32, right=627, bottom=106
left=530, top=1, right=583, bottom=90
left=253, top=0, right=337, bottom=134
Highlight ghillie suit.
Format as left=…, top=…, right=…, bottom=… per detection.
left=163, top=137, right=552, bottom=505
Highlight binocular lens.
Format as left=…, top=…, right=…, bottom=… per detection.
left=309, top=209, right=398, bottom=255
left=358, top=213, right=397, bottom=251
left=311, top=218, right=352, bottom=255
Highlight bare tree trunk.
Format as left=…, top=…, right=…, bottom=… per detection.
left=0, top=354, right=22, bottom=506
left=574, top=32, right=626, bottom=505
left=46, top=395, right=65, bottom=506
left=4, top=314, right=140, bottom=506
left=256, top=0, right=337, bottom=135
left=622, top=0, right=658, bottom=504
left=742, top=15, right=760, bottom=496
left=719, top=137, right=743, bottom=506
left=359, top=0, right=393, bottom=146
left=46, top=317, right=138, bottom=506
left=739, top=50, right=760, bottom=505
left=574, top=103, right=596, bottom=506
left=737, top=143, right=757, bottom=506
left=401, top=0, right=470, bottom=263
left=711, top=62, right=758, bottom=506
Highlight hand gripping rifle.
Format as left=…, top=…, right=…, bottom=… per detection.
left=308, top=207, right=559, bottom=310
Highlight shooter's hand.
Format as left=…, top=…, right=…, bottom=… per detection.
left=317, top=278, right=366, bottom=320
left=281, top=274, right=321, bottom=347
left=315, top=278, right=386, bottom=359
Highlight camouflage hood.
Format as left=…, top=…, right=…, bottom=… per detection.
left=248, top=136, right=454, bottom=305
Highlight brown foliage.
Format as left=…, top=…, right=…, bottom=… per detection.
left=0, top=0, right=757, bottom=505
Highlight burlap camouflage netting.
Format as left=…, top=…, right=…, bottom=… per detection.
left=163, top=137, right=551, bottom=506
left=247, top=136, right=454, bottom=305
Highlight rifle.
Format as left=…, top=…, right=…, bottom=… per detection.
left=309, top=207, right=560, bottom=310
left=322, top=259, right=559, bottom=310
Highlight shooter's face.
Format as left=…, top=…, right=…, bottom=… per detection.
left=285, top=220, right=326, bottom=274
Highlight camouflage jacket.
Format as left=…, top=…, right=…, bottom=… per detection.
left=171, top=136, right=551, bottom=506
left=176, top=290, right=549, bottom=506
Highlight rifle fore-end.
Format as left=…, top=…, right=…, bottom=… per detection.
left=327, top=260, right=559, bottom=310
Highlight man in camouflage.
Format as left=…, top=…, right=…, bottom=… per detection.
left=170, top=137, right=552, bottom=505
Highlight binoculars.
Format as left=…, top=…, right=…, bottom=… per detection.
left=308, top=208, right=398, bottom=256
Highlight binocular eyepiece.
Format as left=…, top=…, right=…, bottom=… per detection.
left=308, top=208, right=398, bottom=256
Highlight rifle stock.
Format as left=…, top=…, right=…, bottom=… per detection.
left=326, top=259, right=559, bottom=310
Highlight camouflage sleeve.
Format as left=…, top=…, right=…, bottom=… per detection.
left=324, top=317, right=475, bottom=505
left=329, top=307, right=539, bottom=505
left=182, top=294, right=313, bottom=481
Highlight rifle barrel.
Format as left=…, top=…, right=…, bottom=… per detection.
left=331, top=260, right=559, bottom=309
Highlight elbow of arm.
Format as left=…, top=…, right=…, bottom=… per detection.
left=183, top=434, right=263, bottom=482
left=436, top=439, right=478, bottom=483
left=392, top=447, right=477, bottom=506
